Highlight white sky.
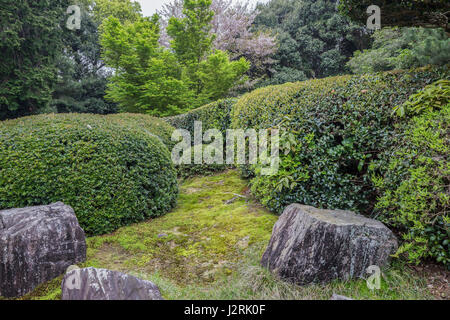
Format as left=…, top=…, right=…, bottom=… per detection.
left=136, top=0, right=269, bottom=16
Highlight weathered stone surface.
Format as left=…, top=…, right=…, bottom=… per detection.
left=61, top=267, right=164, bottom=300
left=261, top=204, right=398, bottom=285
left=0, top=202, right=86, bottom=298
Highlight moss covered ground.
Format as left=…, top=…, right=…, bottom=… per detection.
left=7, top=170, right=438, bottom=300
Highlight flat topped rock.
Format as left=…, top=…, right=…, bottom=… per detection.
left=1, top=202, right=71, bottom=231
left=0, top=202, right=86, bottom=298
left=297, top=205, right=388, bottom=227
left=261, top=204, right=398, bottom=285
left=61, top=267, right=164, bottom=300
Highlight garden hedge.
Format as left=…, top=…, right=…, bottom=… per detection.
left=0, top=113, right=178, bottom=236
left=166, top=98, right=236, bottom=138
left=166, top=98, right=236, bottom=178
left=232, top=66, right=447, bottom=213
left=107, top=113, right=176, bottom=149
left=231, top=65, right=449, bottom=264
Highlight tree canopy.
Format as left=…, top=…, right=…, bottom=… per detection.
left=347, top=27, right=450, bottom=74
left=338, top=0, right=450, bottom=32
left=0, top=0, right=70, bottom=119
left=253, top=0, right=369, bottom=85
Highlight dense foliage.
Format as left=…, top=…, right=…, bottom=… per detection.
left=101, top=0, right=249, bottom=116
left=107, top=113, right=177, bottom=149
left=0, top=114, right=178, bottom=235
left=50, top=5, right=117, bottom=115
left=253, top=0, right=369, bottom=86
left=372, top=81, right=449, bottom=265
left=231, top=66, right=447, bottom=215
left=339, top=0, right=450, bottom=32
left=158, top=0, right=277, bottom=91
left=92, top=0, right=142, bottom=24
left=166, top=99, right=235, bottom=178
left=347, top=27, right=450, bottom=74
left=0, top=0, right=70, bottom=119
left=100, top=15, right=193, bottom=116
left=166, top=98, right=235, bottom=137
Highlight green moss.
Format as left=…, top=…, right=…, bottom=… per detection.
left=83, top=170, right=277, bottom=285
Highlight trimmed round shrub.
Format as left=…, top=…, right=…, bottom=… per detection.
left=371, top=82, right=449, bottom=266
left=0, top=113, right=178, bottom=236
left=107, top=113, right=176, bottom=149
left=231, top=66, right=448, bottom=216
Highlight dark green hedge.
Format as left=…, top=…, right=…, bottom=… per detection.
left=175, top=144, right=231, bottom=180
left=0, top=114, right=178, bottom=236
left=166, top=99, right=236, bottom=178
left=166, top=98, right=236, bottom=138
left=232, top=66, right=448, bottom=214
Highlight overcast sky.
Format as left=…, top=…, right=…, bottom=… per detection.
left=136, top=0, right=269, bottom=16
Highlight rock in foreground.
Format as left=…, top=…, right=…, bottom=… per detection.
left=61, top=267, right=164, bottom=300
left=261, top=204, right=398, bottom=285
left=0, top=202, right=86, bottom=297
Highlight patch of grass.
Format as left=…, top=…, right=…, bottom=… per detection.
left=4, top=170, right=438, bottom=300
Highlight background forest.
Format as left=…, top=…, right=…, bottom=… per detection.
left=1, top=0, right=448, bottom=119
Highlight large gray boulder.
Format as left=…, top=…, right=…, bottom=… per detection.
left=61, top=267, right=163, bottom=300
left=261, top=204, right=398, bottom=285
left=0, top=202, right=86, bottom=298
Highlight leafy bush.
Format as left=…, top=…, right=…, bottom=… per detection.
left=167, top=99, right=235, bottom=178
left=0, top=114, right=178, bottom=235
left=393, top=79, right=450, bottom=117
left=166, top=98, right=236, bottom=137
left=231, top=66, right=448, bottom=216
left=176, top=144, right=230, bottom=180
left=371, top=90, right=449, bottom=266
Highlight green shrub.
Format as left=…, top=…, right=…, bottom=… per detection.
left=167, top=99, right=236, bottom=178
left=231, top=66, right=448, bottom=216
left=166, top=98, right=236, bottom=137
left=107, top=113, right=176, bottom=149
left=176, top=144, right=230, bottom=179
left=393, top=79, right=450, bottom=117
left=371, top=99, right=449, bottom=266
left=0, top=113, right=178, bottom=236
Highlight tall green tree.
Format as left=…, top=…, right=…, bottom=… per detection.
left=253, top=0, right=369, bottom=85
left=50, top=0, right=144, bottom=115
left=100, top=15, right=193, bottom=116
left=50, top=4, right=117, bottom=114
left=0, top=0, right=70, bottom=120
left=101, top=0, right=249, bottom=115
left=167, top=0, right=249, bottom=105
left=167, top=0, right=215, bottom=66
